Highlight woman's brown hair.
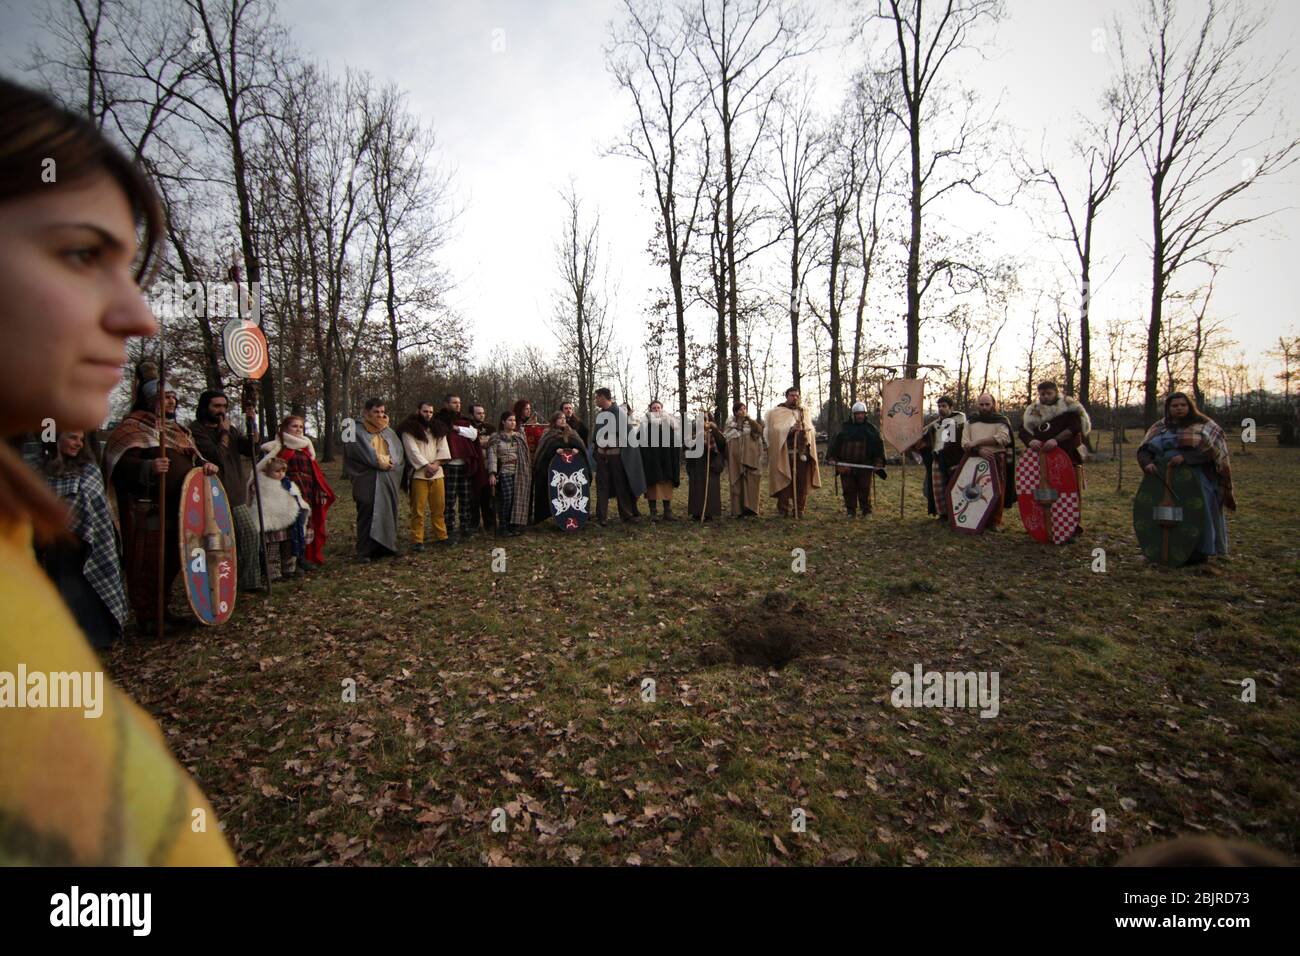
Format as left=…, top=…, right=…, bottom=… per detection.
left=0, top=75, right=166, bottom=284
left=43, top=431, right=94, bottom=478
left=0, top=77, right=166, bottom=537
left=1163, top=391, right=1208, bottom=426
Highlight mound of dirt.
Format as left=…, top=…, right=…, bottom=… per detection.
left=702, top=590, right=832, bottom=669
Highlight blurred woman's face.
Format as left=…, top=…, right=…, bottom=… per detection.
left=59, top=431, right=85, bottom=457
left=285, top=418, right=305, bottom=438
left=1169, top=397, right=1190, bottom=419
left=504, top=414, right=516, bottom=431
left=0, top=173, right=156, bottom=434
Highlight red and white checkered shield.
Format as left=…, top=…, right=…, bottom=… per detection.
left=1015, top=447, right=1080, bottom=545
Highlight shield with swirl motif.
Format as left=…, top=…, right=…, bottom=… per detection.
left=880, top=378, right=924, bottom=453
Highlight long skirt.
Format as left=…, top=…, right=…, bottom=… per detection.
left=687, top=463, right=725, bottom=519
left=123, top=503, right=181, bottom=626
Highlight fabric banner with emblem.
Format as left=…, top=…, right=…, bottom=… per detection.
left=881, top=378, right=925, bottom=453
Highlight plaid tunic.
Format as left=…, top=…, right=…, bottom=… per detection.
left=44, top=463, right=128, bottom=629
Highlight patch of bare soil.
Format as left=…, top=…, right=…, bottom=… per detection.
left=702, top=590, right=835, bottom=669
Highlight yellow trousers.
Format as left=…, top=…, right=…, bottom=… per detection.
left=409, top=478, right=447, bottom=543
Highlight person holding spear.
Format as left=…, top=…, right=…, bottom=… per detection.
left=192, top=386, right=265, bottom=592
left=687, top=408, right=727, bottom=521
left=104, top=369, right=217, bottom=635
left=765, top=387, right=820, bottom=518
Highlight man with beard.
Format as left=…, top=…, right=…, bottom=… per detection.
left=432, top=394, right=488, bottom=544
left=961, top=392, right=1016, bottom=529
left=765, top=387, right=820, bottom=517
left=395, top=401, right=450, bottom=551
left=191, top=389, right=263, bottom=590
left=828, top=401, right=887, bottom=517
left=1019, top=381, right=1091, bottom=538
left=639, top=400, right=681, bottom=522
left=722, top=401, right=763, bottom=517
left=561, top=400, right=589, bottom=444
left=470, top=402, right=496, bottom=534
left=591, top=387, right=645, bottom=526
left=915, top=396, right=966, bottom=522
left=343, top=398, right=404, bottom=563
left=104, top=373, right=219, bottom=633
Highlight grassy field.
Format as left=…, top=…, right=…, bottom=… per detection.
left=107, top=436, right=1300, bottom=866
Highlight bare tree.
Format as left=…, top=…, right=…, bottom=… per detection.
left=872, top=0, right=1006, bottom=376
left=366, top=84, right=461, bottom=410
left=180, top=0, right=287, bottom=423
left=847, top=68, right=901, bottom=402
left=552, top=186, right=615, bottom=424
left=1046, top=285, right=1079, bottom=396
left=608, top=0, right=710, bottom=419
left=692, top=0, right=817, bottom=408
left=1033, top=84, right=1140, bottom=412
left=1103, top=313, right=1143, bottom=490
left=1268, top=332, right=1300, bottom=403
left=1117, top=0, right=1300, bottom=421
left=1175, top=262, right=1234, bottom=407
left=767, top=75, right=829, bottom=389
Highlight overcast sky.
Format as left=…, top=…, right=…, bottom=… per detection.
left=3, top=0, right=1297, bottom=409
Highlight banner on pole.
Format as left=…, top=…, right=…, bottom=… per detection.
left=881, top=378, right=925, bottom=454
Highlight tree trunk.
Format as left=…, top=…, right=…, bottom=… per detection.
left=905, top=101, right=922, bottom=378
left=671, top=258, right=688, bottom=422
left=1079, top=216, right=1093, bottom=410
left=1144, top=173, right=1166, bottom=424
left=789, top=228, right=801, bottom=388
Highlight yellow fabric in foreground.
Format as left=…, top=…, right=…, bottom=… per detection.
left=0, top=518, right=235, bottom=865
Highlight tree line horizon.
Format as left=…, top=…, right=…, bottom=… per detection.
left=21, top=0, right=1299, bottom=460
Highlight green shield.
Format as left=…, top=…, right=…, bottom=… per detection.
left=1133, top=463, right=1206, bottom=567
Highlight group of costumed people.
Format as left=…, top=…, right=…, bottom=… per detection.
left=0, top=74, right=1252, bottom=871
left=44, top=365, right=339, bottom=639
left=36, top=373, right=1241, bottom=647
left=911, top=381, right=1088, bottom=536
left=905, top=380, right=1233, bottom=562
left=357, top=388, right=755, bottom=560
left=339, top=383, right=899, bottom=554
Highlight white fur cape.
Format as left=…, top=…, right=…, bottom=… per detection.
left=1022, top=396, right=1092, bottom=436
left=252, top=473, right=310, bottom=533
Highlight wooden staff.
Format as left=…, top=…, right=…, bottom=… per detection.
left=900, top=444, right=906, bottom=519
left=243, top=380, right=272, bottom=595
left=787, top=427, right=797, bottom=518
left=699, top=408, right=711, bottom=524
left=155, top=343, right=168, bottom=640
